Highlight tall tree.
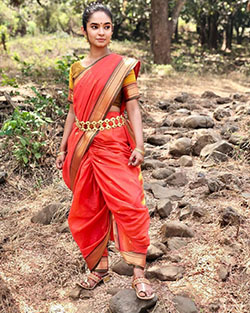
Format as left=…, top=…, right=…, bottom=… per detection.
left=151, top=0, right=186, bottom=64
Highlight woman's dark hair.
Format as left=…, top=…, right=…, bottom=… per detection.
left=82, top=2, right=113, bottom=30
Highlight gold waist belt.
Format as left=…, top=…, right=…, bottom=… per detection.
left=75, top=115, right=125, bottom=132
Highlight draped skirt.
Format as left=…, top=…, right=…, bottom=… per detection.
left=68, top=112, right=150, bottom=270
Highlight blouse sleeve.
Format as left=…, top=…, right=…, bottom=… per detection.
left=68, top=65, right=74, bottom=102
left=122, top=69, right=140, bottom=102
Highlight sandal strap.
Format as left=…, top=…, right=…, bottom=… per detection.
left=88, top=272, right=104, bottom=283
left=132, top=277, right=151, bottom=288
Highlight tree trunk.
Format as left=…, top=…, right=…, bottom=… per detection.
left=151, top=0, right=186, bottom=64
left=197, top=15, right=208, bottom=46
left=226, top=15, right=233, bottom=50
left=151, top=0, right=170, bottom=64
left=174, top=19, right=179, bottom=43
left=1, top=33, right=7, bottom=51
left=208, top=12, right=219, bottom=49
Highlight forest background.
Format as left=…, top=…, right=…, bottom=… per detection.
left=0, top=0, right=249, bottom=172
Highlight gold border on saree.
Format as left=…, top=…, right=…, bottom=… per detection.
left=75, top=115, right=125, bottom=132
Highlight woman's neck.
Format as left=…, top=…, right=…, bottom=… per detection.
left=88, top=47, right=110, bottom=61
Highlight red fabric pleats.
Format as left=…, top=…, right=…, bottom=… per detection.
left=68, top=112, right=150, bottom=270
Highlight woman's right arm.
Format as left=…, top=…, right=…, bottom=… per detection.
left=56, top=102, right=75, bottom=169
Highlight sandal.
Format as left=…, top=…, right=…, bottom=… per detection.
left=77, top=271, right=110, bottom=290
left=132, top=277, right=155, bottom=300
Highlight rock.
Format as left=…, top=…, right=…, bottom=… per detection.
left=147, top=243, right=165, bottom=261
left=151, top=185, right=184, bottom=200
left=169, top=138, right=192, bottom=156
left=206, top=151, right=229, bottom=162
left=183, top=115, right=214, bottom=129
left=173, top=117, right=184, bottom=127
left=201, top=91, right=219, bottom=98
left=192, top=129, right=221, bottom=156
left=111, top=259, right=134, bottom=276
left=107, top=288, right=123, bottom=296
left=173, top=295, right=198, bottom=313
left=158, top=100, right=171, bottom=111
left=218, top=265, right=229, bottom=281
left=152, top=168, right=175, bottom=180
left=200, top=140, right=234, bottom=160
left=221, top=124, right=239, bottom=139
left=216, top=97, right=232, bottom=104
left=146, top=265, right=184, bottom=281
left=220, top=207, right=242, bottom=227
left=147, top=135, right=171, bottom=146
left=179, top=205, right=205, bottom=220
left=178, top=156, right=193, bottom=167
left=146, top=196, right=157, bottom=216
left=165, top=172, right=188, bottom=187
left=161, top=117, right=172, bottom=127
left=141, top=159, right=165, bottom=170
left=229, top=134, right=244, bottom=145
left=109, top=289, right=157, bottom=313
left=208, top=302, right=220, bottom=312
left=68, top=285, right=82, bottom=300
left=213, top=107, right=231, bottom=121
left=207, top=179, right=225, bottom=193
left=177, top=108, right=190, bottom=115
left=174, top=92, right=189, bottom=103
left=0, top=171, right=7, bottom=184
left=166, top=237, right=189, bottom=250
left=56, top=220, right=70, bottom=233
left=157, top=199, right=173, bottom=218
left=161, top=221, right=194, bottom=238
left=189, top=177, right=207, bottom=190
left=31, top=203, right=61, bottom=225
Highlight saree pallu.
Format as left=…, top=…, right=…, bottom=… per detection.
left=63, top=54, right=150, bottom=270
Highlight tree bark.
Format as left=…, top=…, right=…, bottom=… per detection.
left=151, top=0, right=170, bottom=64
left=208, top=12, right=219, bottom=49
left=151, top=0, right=186, bottom=64
left=226, top=15, right=233, bottom=50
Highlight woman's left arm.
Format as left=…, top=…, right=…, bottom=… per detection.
left=126, top=99, right=145, bottom=167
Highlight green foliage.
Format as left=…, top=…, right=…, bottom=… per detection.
left=13, top=54, right=35, bottom=76
left=28, top=87, right=64, bottom=118
left=56, top=54, right=84, bottom=85
left=0, top=108, right=47, bottom=165
left=0, top=86, right=67, bottom=168
left=1, top=71, right=19, bottom=87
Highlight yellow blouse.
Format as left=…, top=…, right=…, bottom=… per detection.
left=68, top=61, right=139, bottom=106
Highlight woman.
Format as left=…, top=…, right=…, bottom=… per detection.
left=56, top=2, right=154, bottom=300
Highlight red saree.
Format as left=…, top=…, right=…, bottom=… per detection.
left=63, top=54, right=150, bottom=270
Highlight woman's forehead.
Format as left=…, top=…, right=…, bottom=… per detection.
left=88, top=11, right=112, bottom=24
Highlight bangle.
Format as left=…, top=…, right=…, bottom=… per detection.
left=57, top=151, right=67, bottom=156
left=134, top=147, right=145, bottom=156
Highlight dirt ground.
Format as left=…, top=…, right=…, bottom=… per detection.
left=0, top=72, right=249, bottom=313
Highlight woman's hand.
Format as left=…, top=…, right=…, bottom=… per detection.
left=128, top=149, right=144, bottom=167
left=56, top=153, right=66, bottom=170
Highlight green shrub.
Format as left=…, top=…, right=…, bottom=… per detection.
left=0, top=109, right=47, bottom=165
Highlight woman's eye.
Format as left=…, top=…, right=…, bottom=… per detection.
left=91, top=26, right=98, bottom=29
left=105, top=26, right=111, bottom=30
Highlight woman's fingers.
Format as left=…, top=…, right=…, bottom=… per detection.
left=56, top=155, right=65, bottom=170
left=128, top=150, right=144, bottom=167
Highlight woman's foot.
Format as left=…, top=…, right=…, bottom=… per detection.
left=77, top=271, right=109, bottom=290
left=132, top=267, right=155, bottom=300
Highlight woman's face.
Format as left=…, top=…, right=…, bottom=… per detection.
left=83, top=11, right=113, bottom=48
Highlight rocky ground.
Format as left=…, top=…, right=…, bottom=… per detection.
left=0, top=74, right=249, bottom=313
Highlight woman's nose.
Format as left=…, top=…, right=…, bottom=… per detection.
left=98, top=27, right=104, bottom=35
